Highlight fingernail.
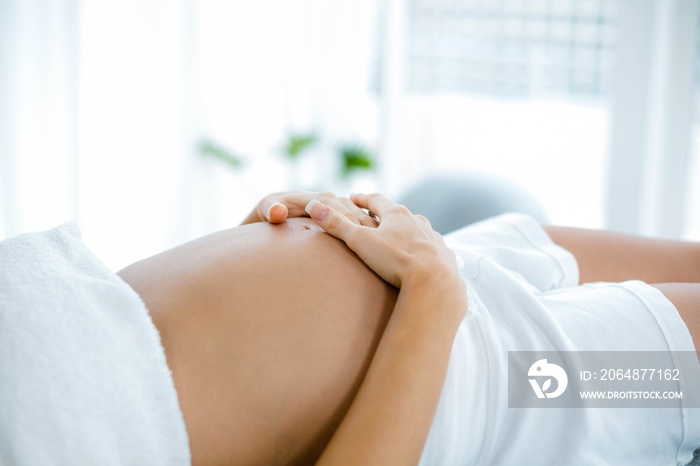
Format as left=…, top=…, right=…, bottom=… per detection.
left=266, top=203, right=283, bottom=220
left=305, top=199, right=328, bottom=220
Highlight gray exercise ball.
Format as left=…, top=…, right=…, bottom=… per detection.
left=398, top=172, right=549, bottom=234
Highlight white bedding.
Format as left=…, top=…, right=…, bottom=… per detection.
left=0, top=223, right=190, bottom=465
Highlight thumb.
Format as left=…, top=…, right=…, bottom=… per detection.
left=260, top=201, right=289, bottom=223
left=305, top=199, right=357, bottom=242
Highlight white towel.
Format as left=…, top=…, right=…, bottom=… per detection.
left=0, top=223, right=190, bottom=465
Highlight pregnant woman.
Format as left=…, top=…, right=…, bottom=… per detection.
left=118, top=191, right=700, bottom=466
left=1, top=191, right=698, bottom=465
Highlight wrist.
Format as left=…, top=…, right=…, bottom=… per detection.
left=399, top=268, right=468, bottom=323
left=402, top=263, right=463, bottom=291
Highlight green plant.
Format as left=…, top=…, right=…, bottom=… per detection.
left=199, top=140, right=244, bottom=169
left=281, top=133, right=317, bottom=160
left=338, top=144, right=375, bottom=179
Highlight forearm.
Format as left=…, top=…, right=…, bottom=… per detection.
left=544, top=225, right=700, bottom=284
left=317, top=273, right=467, bottom=466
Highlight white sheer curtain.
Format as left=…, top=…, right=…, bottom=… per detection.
left=0, top=0, right=80, bottom=242
left=606, top=0, right=698, bottom=239
left=0, top=0, right=203, bottom=269
left=0, top=0, right=379, bottom=269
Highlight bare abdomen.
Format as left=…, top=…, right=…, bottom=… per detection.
left=118, top=218, right=398, bottom=465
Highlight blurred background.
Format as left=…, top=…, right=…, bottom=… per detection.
left=1, top=0, right=700, bottom=269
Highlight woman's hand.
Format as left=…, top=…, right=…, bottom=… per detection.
left=241, top=191, right=379, bottom=227
left=313, top=193, right=468, bottom=466
left=305, top=193, right=461, bottom=290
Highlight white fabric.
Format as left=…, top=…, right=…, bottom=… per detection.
left=419, top=213, right=700, bottom=466
left=0, top=223, right=190, bottom=466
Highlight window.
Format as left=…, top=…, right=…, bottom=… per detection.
left=377, top=0, right=619, bottom=229
left=406, top=0, right=618, bottom=98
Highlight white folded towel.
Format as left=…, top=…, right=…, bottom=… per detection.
left=0, top=223, right=190, bottom=465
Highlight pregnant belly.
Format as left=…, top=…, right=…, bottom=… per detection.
left=118, top=218, right=398, bottom=466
